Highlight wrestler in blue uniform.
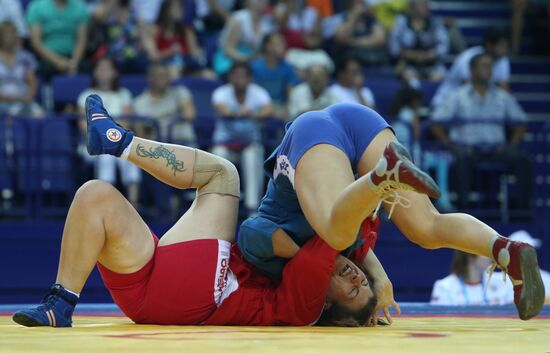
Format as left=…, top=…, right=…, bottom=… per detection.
left=237, top=103, right=391, bottom=278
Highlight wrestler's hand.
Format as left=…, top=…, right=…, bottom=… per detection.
left=372, top=278, right=401, bottom=325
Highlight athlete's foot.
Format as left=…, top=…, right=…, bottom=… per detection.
left=490, top=236, right=545, bottom=320
left=85, top=94, right=134, bottom=156
left=12, top=284, right=78, bottom=327
left=367, top=141, right=441, bottom=199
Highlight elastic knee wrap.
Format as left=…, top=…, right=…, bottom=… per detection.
left=191, top=149, right=240, bottom=198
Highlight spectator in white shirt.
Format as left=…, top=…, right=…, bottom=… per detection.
left=288, top=63, right=337, bottom=119
left=329, top=57, right=376, bottom=109
left=134, top=63, right=196, bottom=144
left=430, top=250, right=510, bottom=305
left=211, top=63, right=273, bottom=214
left=432, top=27, right=510, bottom=107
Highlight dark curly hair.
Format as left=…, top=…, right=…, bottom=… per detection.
left=316, top=295, right=378, bottom=327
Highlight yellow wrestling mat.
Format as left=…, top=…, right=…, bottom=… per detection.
left=1, top=314, right=549, bottom=353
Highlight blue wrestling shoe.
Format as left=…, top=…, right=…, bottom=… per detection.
left=85, top=94, right=134, bottom=157
left=12, top=284, right=78, bottom=327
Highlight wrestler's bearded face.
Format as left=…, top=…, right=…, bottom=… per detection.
left=326, top=256, right=374, bottom=312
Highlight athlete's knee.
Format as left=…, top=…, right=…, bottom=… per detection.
left=192, top=149, right=240, bottom=197
left=74, top=180, right=120, bottom=206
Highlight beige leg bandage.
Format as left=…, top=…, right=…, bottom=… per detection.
left=191, top=149, right=240, bottom=198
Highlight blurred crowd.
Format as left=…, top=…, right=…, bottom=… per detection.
left=1, top=0, right=547, bottom=215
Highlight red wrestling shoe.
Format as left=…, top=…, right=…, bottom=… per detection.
left=489, top=236, right=545, bottom=320
left=367, top=141, right=440, bottom=199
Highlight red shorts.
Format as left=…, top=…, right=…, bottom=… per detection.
left=97, top=234, right=232, bottom=325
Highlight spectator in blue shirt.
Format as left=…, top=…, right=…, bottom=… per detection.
left=251, top=33, right=299, bottom=120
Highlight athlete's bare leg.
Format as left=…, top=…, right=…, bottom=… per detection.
left=355, top=129, right=497, bottom=257
left=55, top=180, right=154, bottom=294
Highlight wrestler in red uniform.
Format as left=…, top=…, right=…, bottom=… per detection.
left=98, top=219, right=379, bottom=326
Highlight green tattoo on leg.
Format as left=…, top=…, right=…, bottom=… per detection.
left=136, top=143, right=186, bottom=175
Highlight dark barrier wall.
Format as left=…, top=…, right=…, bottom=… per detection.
left=0, top=221, right=548, bottom=303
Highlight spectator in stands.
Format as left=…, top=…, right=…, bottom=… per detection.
left=430, top=250, right=509, bottom=305
left=430, top=53, right=530, bottom=209
left=288, top=63, right=337, bottom=119
left=388, top=85, right=453, bottom=211
left=388, top=0, right=449, bottom=85
left=194, top=0, right=237, bottom=65
left=26, top=0, right=90, bottom=80
left=330, top=0, right=387, bottom=67
left=0, top=21, right=44, bottom=117
left=0, top=0, right=28, bottom=38
left=251, top=33, right=299, bottom=120
left=89, top=0, right=149, bottom=74
left=329, top=57, right=376, bottom=109
left=273, top=0, right=322, bottom=50
left=432, top=27, right=510, bottom=107
left=154, top=0, right=213, bottom=79
left=213, top=0, right=275, bottom=75
left=134, top=63, right=196, bottom=144
left=130, top=0, right=164, bottom=62
left=77, top=58, right=140, bottom=206
left=211, top=63, right=272, bottom=214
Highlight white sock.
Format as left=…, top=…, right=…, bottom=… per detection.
left=64, top=288, right=80, bottom=298
left=120, top=138, right=134, bottom=160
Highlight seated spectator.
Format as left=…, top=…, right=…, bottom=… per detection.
left=213, top=0, right=275, bottom=75
left=430, top=250, right=509, bottom=305
left=77, top=58, right=140, bottom=207
left=273, top=0, right=322, bottom=50
left=0, top=21, right=44, bottom=117
left=89, top=0, right=149, bottom=74
left=0, top=0, right=28, bottom=38
left=430, top=53, right=530, bottom=209
left=432, top=27, right=510, bottom=107
left=154, top=0, right=213, bottom=79
left=211, top=63, right=272, bottom=214
left=329, top=57, right=376, bottom=109
left=330, top=0, right=387, bottom=67
left=26, top=0, right=90, bottom=80
left=251, top=33, right=299, bottom=120
left=388, top=85, right=453, bottom=211
left=133, top=63, right=196, bottom=144
left=389, top=0, right=449, bottom=84
left=130, top=0, right=164, bottom=62
left=288, top=63, right=337, bottom=119
left=194, top=0, right=237, bottom=65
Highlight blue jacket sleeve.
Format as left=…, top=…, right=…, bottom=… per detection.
left=237, top=216, right=288, bottom=280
